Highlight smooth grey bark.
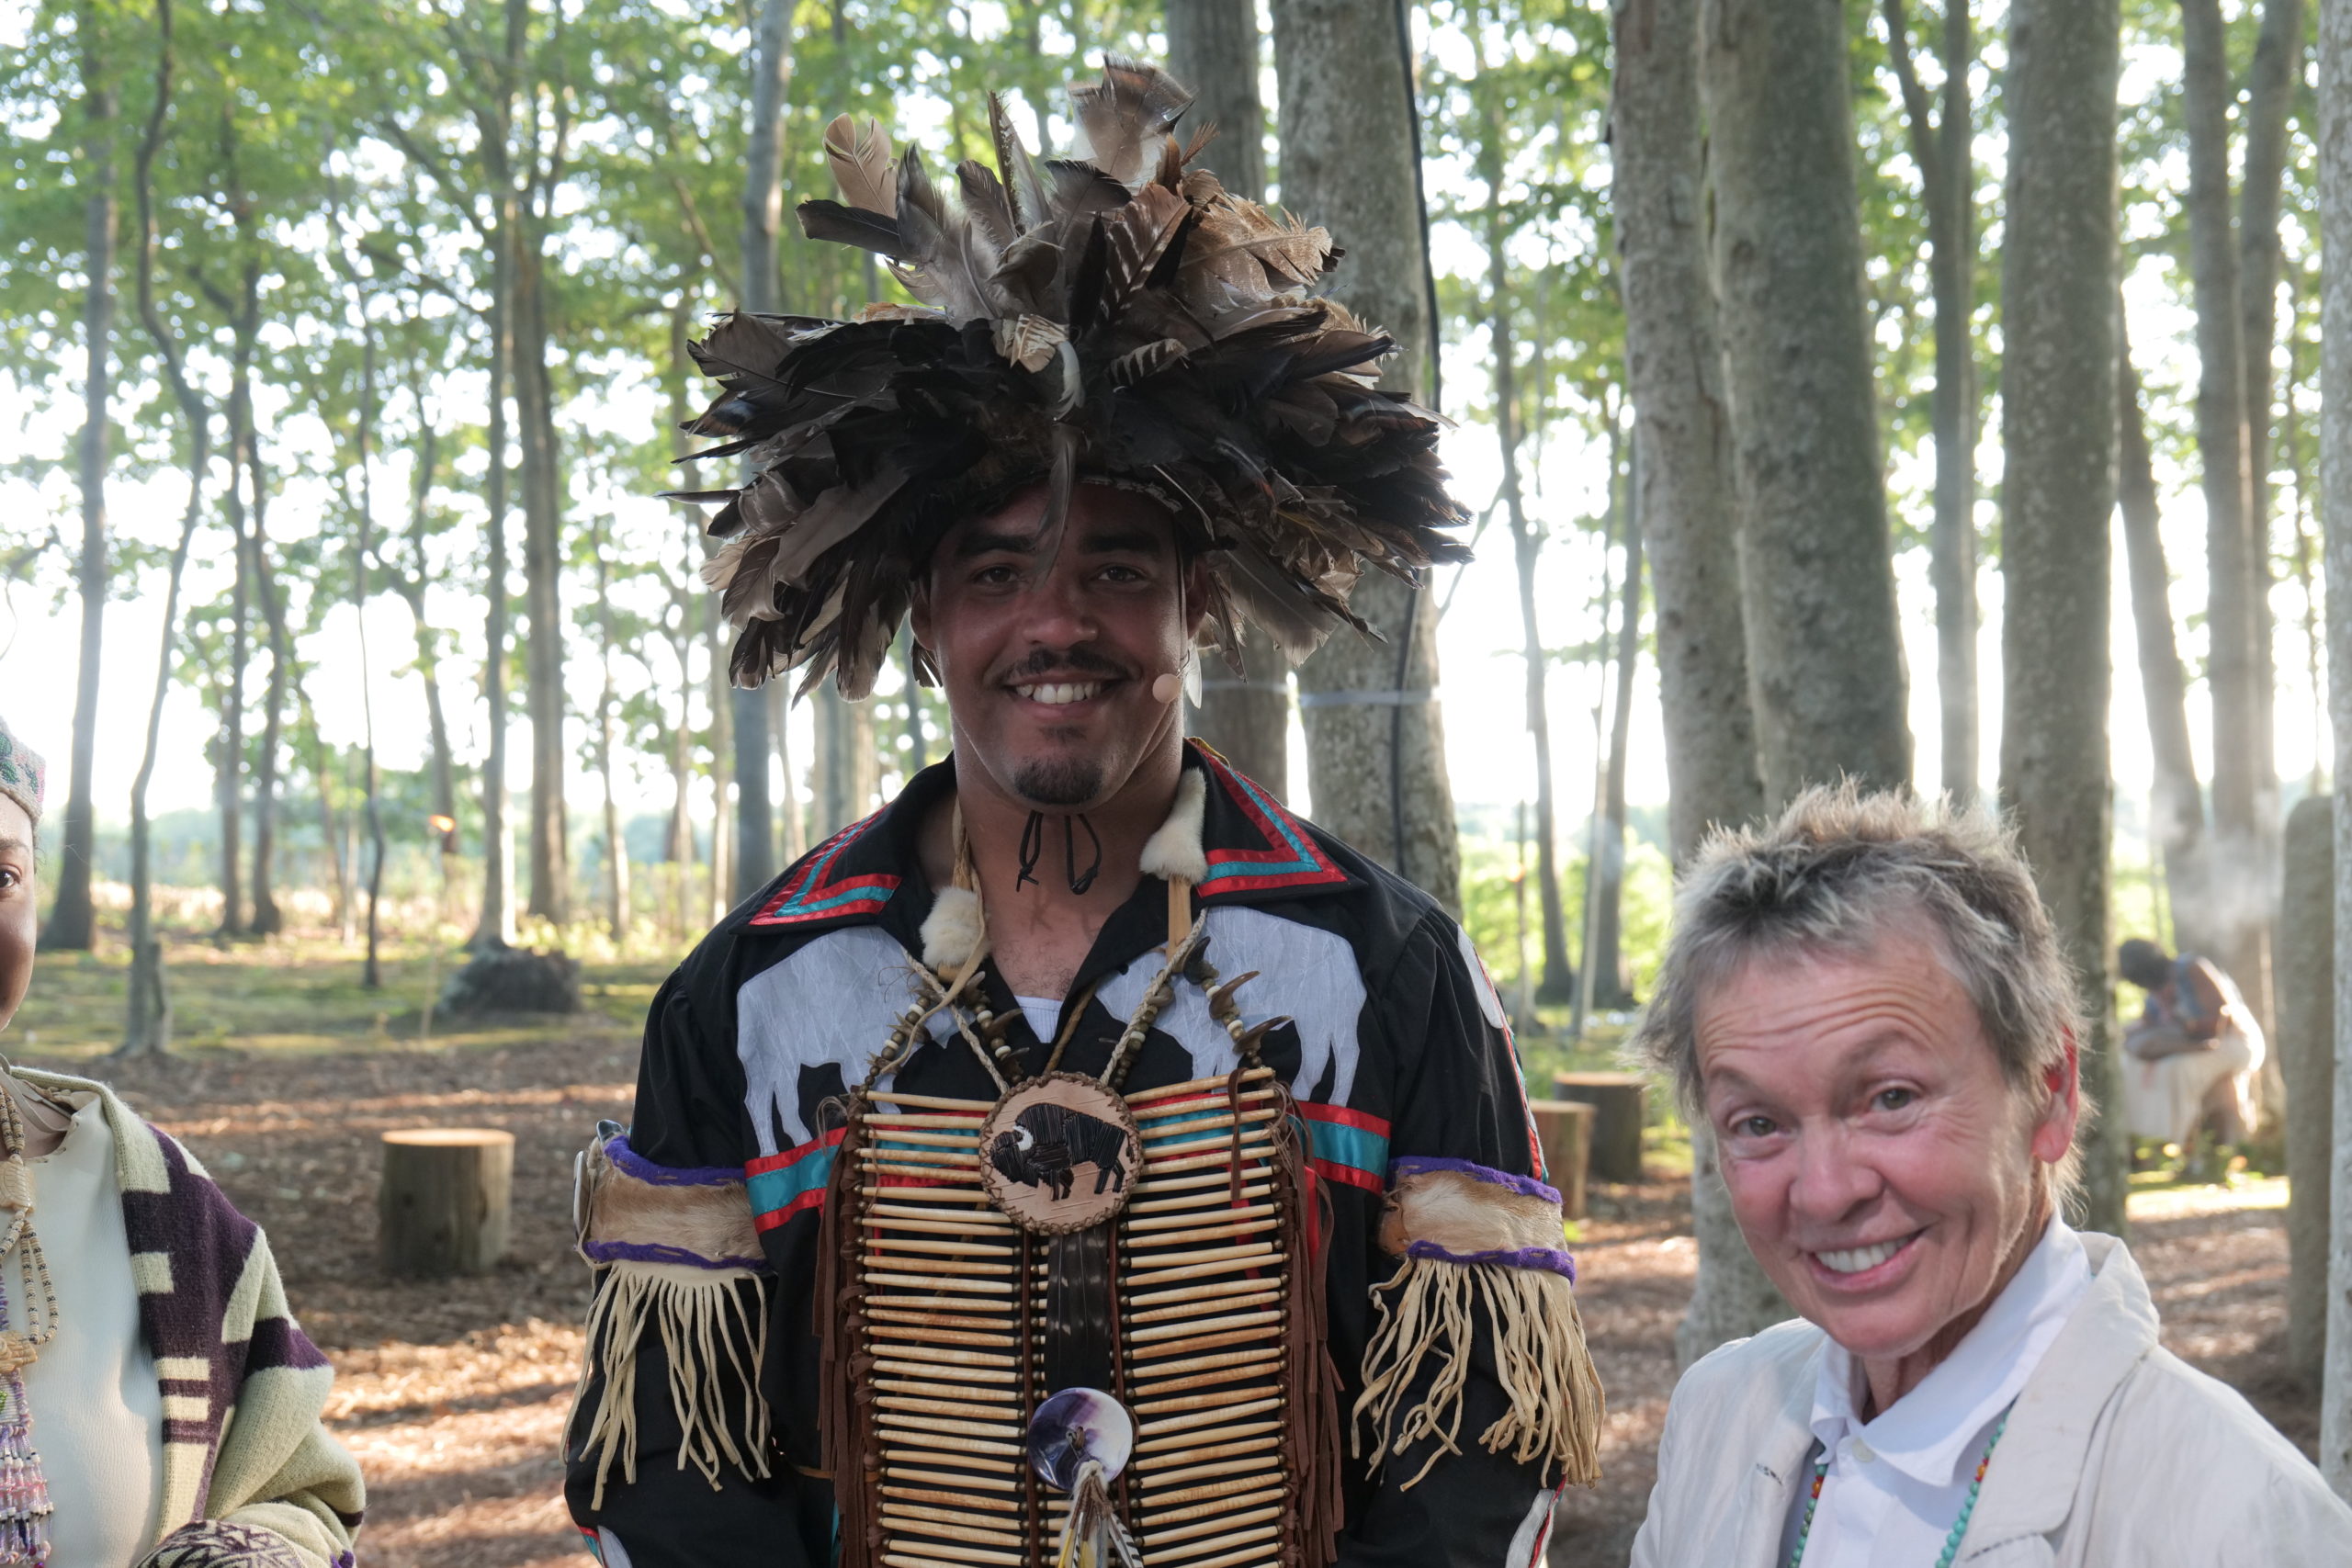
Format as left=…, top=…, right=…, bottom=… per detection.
left=1273, top=0, right=1460, bottom=914
left=814, top=691, right=877, bottom=840
left=2119, top=317, right=2211, bottom=960
left=2318, top=0, right=2352, bottom=1496
left=2278, top=795, right=2333, bottom=1385
left=2241, top=0, right=2303, bottom=849
left=2000, top=0, right=2123, bottom=1239
left=48, top=2, right=116, bottom=953
left=2181, top=0, right=2268, bottom=1015
left=1611, top=0, right=1782, bottom=1366
left=1883, top=0, right=1978, bottom=803
left=768, top=680, right=806, bottom=863
left=353, top=324, right=388, bottom=990
left=1701, top=0, right=1913, bottom=804
left=1170, top=0, right=1291, bottom=795
left=729, top=0, right=791, bottom=897
left=516, top=235, right=569, bottom=922
left=1589, top=457, right=1642, bottom=1011
left=214, top=286, right=256, bottom=940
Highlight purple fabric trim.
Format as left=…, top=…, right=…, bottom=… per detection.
left=1406, top=1239, right=1577, bottom=1282
left=584, top=1238, right=767, bottom=1271
left=1387, top=1155, right=1562, bottom=1207
left=605, top=1133, right=742, bottom=1188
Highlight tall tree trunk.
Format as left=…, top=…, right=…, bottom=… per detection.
left=707, top=592, right=734, bottom=921
left=815, top=693, right=877, bottom=838
left=299, top=687, right=352, bottom=939
left=2317, top=0, right=2352, bottom=1501
left=123, top=0, right=201, bottom=1052
left=595, top=534, right=629, bottom=942
left=1611, top=0, right=1781, bottom=1365
left=1590, top=446, right=1643, bottom=1011
left=729, top=0, right=791, bottom=898
left=2000, top=0, right=2123, bottom=1238
left=48, top=4, right=117, bottom=954
left=475, top=182, right=517, bottom=949
left=1274, top=0, right=1460, bottom=913
left=248, top=459, right=289, bottom=937
left=1170, top=0, right=1290, bottom=795
left=2181, top=0, right=2268, bottom=1019
left=1883, top=0, right=1978, bottom=802
left=401, top=417, right=459, bottom=879
left=515, top=235, right=569, bottom=924
left=2119, top=312, right=2211, bottom=958
left=215, top=325, right=254, bottom=941
left=1480, top=95, right=1572, bottom=1004
left=768, top=680, right=806, bottom=863
left=355, top=324, right=387, bottom=990
left=2241, top=0, right=2303, bottom=863
left=1702, top=0, right=1913, bottom=803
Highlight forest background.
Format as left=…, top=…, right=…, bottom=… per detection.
left=6, top=0, right=2352, bottom=1549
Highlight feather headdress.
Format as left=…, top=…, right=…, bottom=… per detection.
left=674, top=57, right=1471, bottom=699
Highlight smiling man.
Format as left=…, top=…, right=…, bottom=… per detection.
left=561, top=58, right=1601, bottom=1568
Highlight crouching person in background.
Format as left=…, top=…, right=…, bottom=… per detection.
left=0, top=716, right=364, bottom=1568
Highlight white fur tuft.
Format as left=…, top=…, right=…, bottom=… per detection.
left=1139, top=768, right=1209, bottom=884
left=920, top=885, right=986, bottom=971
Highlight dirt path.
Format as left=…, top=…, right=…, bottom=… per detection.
left=28, top=1042, right=2315, bottom=1568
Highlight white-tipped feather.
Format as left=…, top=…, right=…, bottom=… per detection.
left=1139, top=768, right=1208, bottom=884
left=920, top=885, right=985, bottom=972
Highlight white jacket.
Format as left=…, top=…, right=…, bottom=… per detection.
left=1629, top=1232, right=2352, bottom=1567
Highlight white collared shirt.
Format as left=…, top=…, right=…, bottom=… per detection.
left=1780, top=1217, right=2093, bottom=1567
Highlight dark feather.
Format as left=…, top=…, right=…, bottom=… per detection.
left=1069, top=56, right=1193, bottom=187
left=797, top=199, right=906, bottom=256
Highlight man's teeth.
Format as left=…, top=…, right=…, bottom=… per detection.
left=1815, top=1237, right=1908, bottom=1275
left=1014, top=682, right=1103, bottom=705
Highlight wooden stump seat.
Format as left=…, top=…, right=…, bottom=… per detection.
left=1551, top=1070, right=1647, bottom=1184
left=379, top=1127, right=514, bottom=1279
left=1526, top=1099, right=1595, bottom=1219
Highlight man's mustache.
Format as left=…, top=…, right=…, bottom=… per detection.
left=994, top=647, right=1133, bottom=683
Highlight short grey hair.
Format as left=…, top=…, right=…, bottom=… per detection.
left=1633, top=786, right=2087, bottom=1190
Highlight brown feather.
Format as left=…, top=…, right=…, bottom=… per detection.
left=1069, top=57, right=1193, bottom=187
left=822, top=115, right=898, bottom=216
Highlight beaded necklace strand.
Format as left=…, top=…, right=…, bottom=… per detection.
left=1786, top=1409, right=2009, bottom=1568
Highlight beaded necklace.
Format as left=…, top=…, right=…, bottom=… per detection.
left=1785, top=1409, right=2009, bottom=1568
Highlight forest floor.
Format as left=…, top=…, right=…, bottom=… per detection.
left=8, top=935, right=2321, bottom=1568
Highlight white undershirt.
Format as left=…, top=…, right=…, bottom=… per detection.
left=1015, top=995, right=1064, bottom=1044
left=22, top=1094, right=165, bottom=1567
left=1780, top=1216, right=2092, bottom=1568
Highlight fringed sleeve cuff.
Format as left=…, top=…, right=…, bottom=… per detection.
left=1352, top=1157, right=1605, bottom=1489
left=569, top=1132, right=774, bottom=1509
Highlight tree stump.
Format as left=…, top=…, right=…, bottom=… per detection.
left=1528, top=1100, right=1595, bottom=1220
left=1553, top=1070, right=1646, bottom=1183
left=2278, top=795, right=2334, bottom=1386
left=437, top=946, right=582, bottom=1016
left=379, top=1129, right=514, bottom=1279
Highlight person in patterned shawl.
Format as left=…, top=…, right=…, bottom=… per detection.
left=0, top=714, right=364, bottom=1568
left=565, top=56, right=1603, bottom=1568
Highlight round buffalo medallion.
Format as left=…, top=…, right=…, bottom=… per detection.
left=978, top=1072, right=1142, bottom=1233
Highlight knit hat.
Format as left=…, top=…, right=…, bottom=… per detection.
left=0, top=717, right=40, bottom=828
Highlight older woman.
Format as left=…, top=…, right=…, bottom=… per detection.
left=1628, top=788, right=2351, bottom=1568
left=0, top=716, right=362, bottom=1568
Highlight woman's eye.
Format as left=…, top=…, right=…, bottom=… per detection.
left=1874, top=1087, right=1917, bottom=1112
left=1732, top=1114, right=1775, bottom=1139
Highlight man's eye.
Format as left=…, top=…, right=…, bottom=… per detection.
left=0, top=867, right=17, bottom=891
left=973, top=565, right=1021, bottom=585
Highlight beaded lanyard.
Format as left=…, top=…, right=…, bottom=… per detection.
left=1787, top=1409, right=2009, bottom=1568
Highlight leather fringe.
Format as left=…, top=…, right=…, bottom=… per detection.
left=570, top=1262, right=772, bottom=1508
left=1351, top=1255, right=1604, bottom=1489
left=1271, top=1077, right=1344, bottom=1568
left=816, top=1100, right=876, bottom=1566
